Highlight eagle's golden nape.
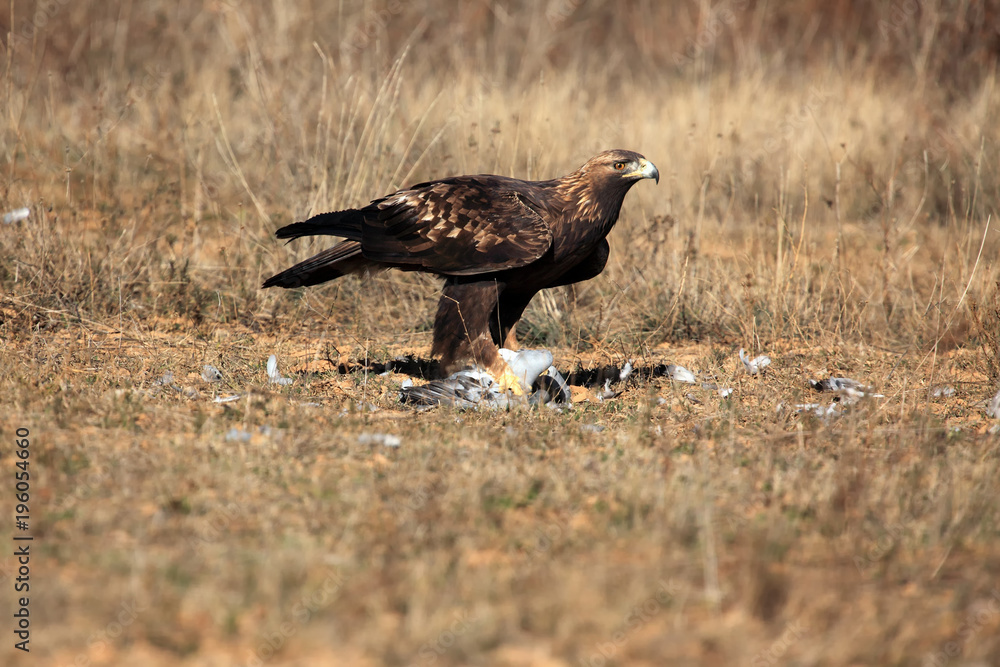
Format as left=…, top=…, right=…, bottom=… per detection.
left=263, top=149, right=658, bottom=399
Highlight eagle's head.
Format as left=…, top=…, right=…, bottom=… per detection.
left=579, top=149, right=660, bottom=186
left=558, top=150, right=659, bottom=227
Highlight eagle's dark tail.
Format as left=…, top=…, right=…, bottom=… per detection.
left=262, top=241, right=375, bottom=288
left=274, top=208, right=366, bottom=242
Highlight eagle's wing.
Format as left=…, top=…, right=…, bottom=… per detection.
left=359, top=177, right=553, bottom=276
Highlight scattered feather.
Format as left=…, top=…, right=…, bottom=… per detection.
left=931, top=385, right=956, bottom=398
left=154, top=372, right=175, bottom=387
left=213, top=395, right=241, bottom=404
left=267, top=354, right=293, bottom=385
left=201, top=364, right=222, bottom=382
left=579, top=423, right=605, bottom=433
left=792, top=402, right=841, bottom=418
left=146, top=371, right=200, bottom=399
left=811, top=377, right=867, bottom=392
left=988, top=388, right=1000, bottom=419
left=225, top=428, right=252, bottom=442
left=358, top=433, right=402, bottom=448
left=335, top=403, right=378, bottom=416
left=777, top=399, right=844, bottom=419
left=596, top=378, right=621, bottom=401
left=2, top=207, right=30, bottom=224
left=223, top=425, right=281, bottom=442
left=695, top=380, right=732, bottom=398
left=619, top=360, right=634, bottom=382
left=666, top=364, right=697, bottom=383
left=739, top=348, right=771, bottom=374
left=810, top=377, right=884, bottom=401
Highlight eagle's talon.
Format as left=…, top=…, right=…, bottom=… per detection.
left=494, top=365, right=527, bottom=396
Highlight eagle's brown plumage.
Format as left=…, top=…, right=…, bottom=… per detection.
left=263, top=149, right=659, bottom=390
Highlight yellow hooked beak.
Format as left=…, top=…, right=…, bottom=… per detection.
left=622, top=158, right=659, bottom=184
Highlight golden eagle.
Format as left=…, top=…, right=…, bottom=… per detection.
left=263, top=149, right=658, bottom=394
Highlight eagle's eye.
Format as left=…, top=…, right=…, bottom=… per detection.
left=614, top=161, right=626, bottom=171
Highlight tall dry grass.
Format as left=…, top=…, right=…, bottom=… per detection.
left=2, top=0, right=998, bottom=359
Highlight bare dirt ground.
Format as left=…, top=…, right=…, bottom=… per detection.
left=3, top=1, right=1000, bottom=665
left=3, top=315, right=1000, bottom=666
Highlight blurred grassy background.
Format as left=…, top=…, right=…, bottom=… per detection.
left=3, top=1, right=1000, bottom=665
left=3, top=0, right=999, bottom=351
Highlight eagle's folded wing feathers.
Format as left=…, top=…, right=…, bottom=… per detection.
left=360, top=179, right=553, bottom=275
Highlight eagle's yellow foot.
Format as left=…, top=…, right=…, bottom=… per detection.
left=494, top=364, right=526, bottom=396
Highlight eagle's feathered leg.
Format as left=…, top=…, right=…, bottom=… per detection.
left=432, top=280, right=525, bottom=396
left=490, top=239, right=611, bottom=350
left=491, top=291, right=536, bottom=351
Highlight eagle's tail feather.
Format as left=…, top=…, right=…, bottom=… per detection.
left=262, top=241, right=374, bottom=288
left=274, top=209, right=365, bottom=242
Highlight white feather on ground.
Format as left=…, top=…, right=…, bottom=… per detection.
left=2, top=207, right=29, bottom=224
left=988, top=388, right=1000, bottom=418
left=739, top=348, right=771, bottom=374
left=267, top=354, right=293, bottom=385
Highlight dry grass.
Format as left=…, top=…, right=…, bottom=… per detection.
left=3, top=1, right=1000, bottom=665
